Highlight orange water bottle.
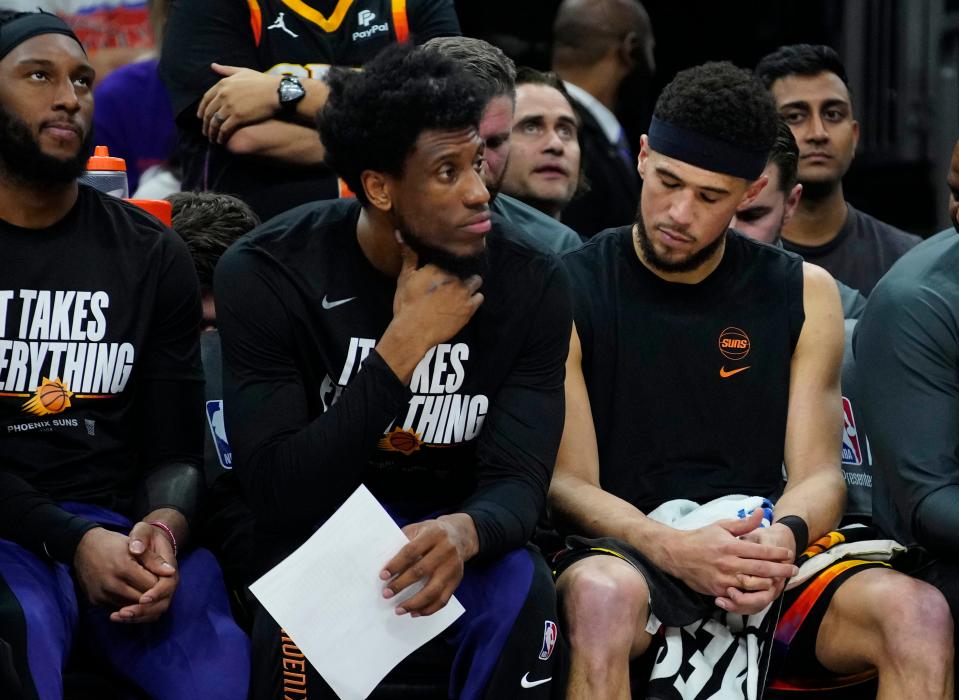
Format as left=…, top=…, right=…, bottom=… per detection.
left=79, top=145, right=129, bottom=198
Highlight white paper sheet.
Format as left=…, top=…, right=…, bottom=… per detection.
left=249, top=485, right=465, bottom=700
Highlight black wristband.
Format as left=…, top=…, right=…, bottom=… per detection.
left=775, top=515, right=809, bottom=557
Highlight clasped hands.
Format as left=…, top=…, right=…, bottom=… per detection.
left=665, top=508, right=799, bottom=615
left=73, top=520, right=179, bottom=624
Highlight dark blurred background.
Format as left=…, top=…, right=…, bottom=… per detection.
left=455, top=0, right=959, bottom=236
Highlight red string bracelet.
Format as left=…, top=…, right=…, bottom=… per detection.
left=148, top=520, right=178, bottom=558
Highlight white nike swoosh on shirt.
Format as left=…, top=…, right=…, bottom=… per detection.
left=321, top=295, right=357, bottom=310
left=520, top=672, right=552, bottom=689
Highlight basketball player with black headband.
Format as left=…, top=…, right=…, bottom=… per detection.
left=548, top=61, right=953, bottom=698
left=216, top=44, right=571, bottom=698
left=0, top=10, right=250, bottom=699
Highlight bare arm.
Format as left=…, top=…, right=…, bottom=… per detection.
left=199, top=65, right=330, bottom=145
left=548, top=324, right=672, bottom=550
left=733, top=263, right=844, bottom=611
left=224, top=120, right=326, bottom=164
left=769, top=263, right=846, bottom=548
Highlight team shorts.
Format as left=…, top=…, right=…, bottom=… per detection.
left=251, top=543, right=566, bottom=699
left=551, top=532, right=888, bottom=693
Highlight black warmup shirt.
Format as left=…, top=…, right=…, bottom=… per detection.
left=159, top=0, right=459, bottom=220
left=783, top=203, right=920, bottom=296
left=563, top=227, right=805, bottom=513
left=854, top=229, right=959, bottom=554
left=0, top=186, right=204, bottom=562
left=215, top=199, right=571, bottom=566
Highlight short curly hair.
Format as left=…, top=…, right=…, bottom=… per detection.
left=755, top=44, right=849, bottom=91
left=319, top=44, right=487, bottom=205
left=653, top=61, right=777, bottom=158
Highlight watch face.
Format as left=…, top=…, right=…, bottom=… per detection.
left=280, top=78, right=305, bottom=103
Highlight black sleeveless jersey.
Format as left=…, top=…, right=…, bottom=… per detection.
left=563, top=227, right=805, bottom=514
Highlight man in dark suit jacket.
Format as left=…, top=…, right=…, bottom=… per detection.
left=551, top=0, right=653, bottom=238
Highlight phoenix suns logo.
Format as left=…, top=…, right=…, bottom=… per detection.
left=379, top=427, right=423, bottom=456
left=22, top=377, right=74, bottom=416
left=1, top=376, right=115, bottom=418
left=718, top=327, right=751, bottom=360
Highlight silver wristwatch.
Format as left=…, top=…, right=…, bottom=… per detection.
left=277, top=74, right=306, bottom=117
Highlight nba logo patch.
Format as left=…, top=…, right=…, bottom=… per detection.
left=206, top=400, right=233, bottom=469
left=841, top=397, right=862, bottom=465
left=539, top=620, right=558, bottom=660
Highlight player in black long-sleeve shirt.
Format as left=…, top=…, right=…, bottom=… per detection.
left=855, top=138, right=959, bottom=677
left=216, top=45, right=571, bottom=699
left=0, top=11, right=248, bottom=699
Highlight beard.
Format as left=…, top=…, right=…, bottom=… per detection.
left=634, top=212, right=726, bottom=274
left=396, top=215, right=489, bottom=280
left=0, top=104, right=92, bottom=188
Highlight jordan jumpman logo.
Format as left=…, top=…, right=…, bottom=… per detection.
left=268, top=11, right=299, bottom=38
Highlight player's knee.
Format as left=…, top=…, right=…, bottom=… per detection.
left=872, top=576, right=954, bottom=667
left=559, top=558, right=648, bottom=654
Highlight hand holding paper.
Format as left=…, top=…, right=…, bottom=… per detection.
left=249, top=485, right=465, bottom=700
left=381, top=512, right=479, bottom=617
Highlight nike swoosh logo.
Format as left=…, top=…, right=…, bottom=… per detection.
left=520, top=672, right=552, bottom=689
left=719, top=366, right=751, bottom=378
left=321, top=295, right=357, bottom=310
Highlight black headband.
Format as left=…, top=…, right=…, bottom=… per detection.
left=0, top=11, right=84, bottom=63
left=647, top=116, right=767, bottom=181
